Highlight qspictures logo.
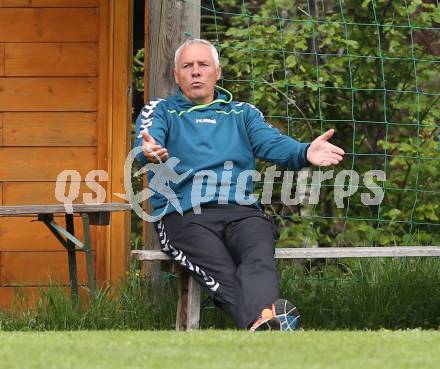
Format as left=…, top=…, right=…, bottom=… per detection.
left=54, top=147, right=386, bottom=222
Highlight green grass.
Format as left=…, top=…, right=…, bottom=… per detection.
left=0, top=330, right=439, bottom=369
left=280, top=257, right=440, bottom=329
left=0, top=273, right=178, bottom=331
left=1, top=258, right=440, bottom=330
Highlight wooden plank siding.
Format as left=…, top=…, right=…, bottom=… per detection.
left=0, top=251, right=93, bottom=285
left=3, top=112, right=97, bottom=146
left=0, top=77, right=98, bottom=111
left=5, top=43, right=99, bottom=77
left=0, top=0, right=133, bottom=309
left=2, top=181, right=101, bottom=205
left=0, top=147, right=97, bottom=181
left=0, top=0, right=99, bottom=7
left=0, top=112, right=3, bottom=145
left=0, top=8, right=98, bottom=42
left=0, top=216, right=96, bottom=252
left=0, top=43, right=4, bottom=76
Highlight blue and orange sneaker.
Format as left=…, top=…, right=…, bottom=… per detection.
left=249, top=299, right=300, bottom=332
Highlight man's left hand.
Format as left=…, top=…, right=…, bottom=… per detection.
left=306, top=129, right=345, bottom=166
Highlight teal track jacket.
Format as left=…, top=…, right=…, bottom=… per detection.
left=134, top=86, right=310, bottom=217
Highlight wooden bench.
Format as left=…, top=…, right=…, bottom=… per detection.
left=132, top=246, right=440, bottom=330
left=0, top=202, right=132, bottom=302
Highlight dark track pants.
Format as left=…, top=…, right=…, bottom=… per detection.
left=155, top=204, right=280, bottom=329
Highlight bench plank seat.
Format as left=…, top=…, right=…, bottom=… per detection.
left=132, top=246, right=440, bottom=261
left=0, top=202, right=132, bottom=216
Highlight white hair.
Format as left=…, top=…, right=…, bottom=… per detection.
left=174, top=38, right=220, bottom=67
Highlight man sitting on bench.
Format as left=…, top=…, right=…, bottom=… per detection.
left=134, top=39, right=344, bottom=331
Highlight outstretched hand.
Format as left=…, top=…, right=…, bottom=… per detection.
left=306, top=129, right=345, bottom=166
left=141, top=130, right=169, bottom=163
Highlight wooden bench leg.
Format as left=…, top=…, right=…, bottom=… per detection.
left=176, top=270, right=201, bottom=331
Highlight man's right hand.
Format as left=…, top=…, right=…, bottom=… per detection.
left=141, top=130, right=169, bottom=163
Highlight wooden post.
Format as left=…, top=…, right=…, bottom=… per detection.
left=144, top=0, right=201, bottom=240
left=147, top=0, right=201, bottom=98
left=176, top=269, right=201, bottom=331
left=143, top=0, right=200, bottom=299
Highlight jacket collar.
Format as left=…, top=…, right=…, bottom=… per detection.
left=171, top=85, right=233, bottom=114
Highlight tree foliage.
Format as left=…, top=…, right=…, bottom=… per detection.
left=201, top=0, right=440, bottom=246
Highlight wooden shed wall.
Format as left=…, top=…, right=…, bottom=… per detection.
left=0, top=0, right=132, bottom=309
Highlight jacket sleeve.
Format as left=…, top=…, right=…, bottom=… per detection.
left=244, top=103, right=311, bottom=170
left=133, top=99, right=168, bottom=166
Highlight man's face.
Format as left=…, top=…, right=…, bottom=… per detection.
left=174, top=43, right=221, bottom=105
